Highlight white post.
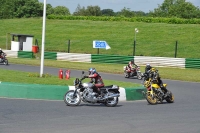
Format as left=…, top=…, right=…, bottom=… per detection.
left=40, top=0, right=47, bottom=77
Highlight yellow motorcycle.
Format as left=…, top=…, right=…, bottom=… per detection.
left=143, top=78, right=174, bottom=105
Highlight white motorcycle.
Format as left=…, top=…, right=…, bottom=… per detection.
left=123, top=65, right=143, bottom=80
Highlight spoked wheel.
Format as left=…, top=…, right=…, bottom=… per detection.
left=64, top=90, right=81, bottom=106
left=145, top=92, right=157, bottom=105
left=166, top=91, right=174, bottom=103
left=105, top=91, right=119, bottom=107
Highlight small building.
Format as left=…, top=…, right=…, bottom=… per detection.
left=10, top=33, right=34, bottom=51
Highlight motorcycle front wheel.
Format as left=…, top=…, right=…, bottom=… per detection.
left=105, top=91, right=119, bottom=107
left=64, top=90, right=81, bottom=106
left=146, top=92, right=157, bottom=105
left=165, top=91, right=174, bottom=103
left=4, top=59, right=8, bottom=65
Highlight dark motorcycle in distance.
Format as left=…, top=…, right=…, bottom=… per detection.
left=123, top=65, right=143, bottom=80
left=64, top=71, right=120, bottom=107
left=0, top=53, right=8, bottom=65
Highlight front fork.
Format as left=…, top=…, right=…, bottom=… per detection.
left=73, top=88, right=78, bottom=98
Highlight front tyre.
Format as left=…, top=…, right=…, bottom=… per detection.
left=4, top=59, right=8, bottom=65
left=64, top=90, right=81, bottom=106
left=145, top=92, right=157, bottom=105
left=105, top=91, right=119, bottom=107
left=166, top=91, right=174, bottom=103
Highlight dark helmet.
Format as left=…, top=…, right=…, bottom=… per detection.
left=146, top=64, right=151, bottom=69
left=88, top=68, right=96, bottom=75
left=131, top=59, right=134, bottom=64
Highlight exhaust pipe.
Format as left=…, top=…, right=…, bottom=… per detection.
left=102, top=94, right=120, bottom=100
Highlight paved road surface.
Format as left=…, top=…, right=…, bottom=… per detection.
left=0, top=64, right=200, bottom=133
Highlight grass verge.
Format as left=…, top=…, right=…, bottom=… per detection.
left=0, top=67, right=140, bottom=88
left=7, top=57, right=200, bottom=83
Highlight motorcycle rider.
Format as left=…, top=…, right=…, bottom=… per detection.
left=143, top=64, right=152, bottom=80
left=0, top=48, right=5, bottom=61
left=145, top=64, right=152, bottom=75
left=126, top=59, right=138, bottom=73
left=83, top=68, right=105, bottom=96
left=150, top=67, right=169, bottom=98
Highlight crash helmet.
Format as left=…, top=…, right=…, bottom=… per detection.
left=146, top=63, right=151, bottom=69
left=131, top=59, right=134, bottom=64
left=151, top=67, right=156, bottom=72
left=88, top=68, right=96, bottom=75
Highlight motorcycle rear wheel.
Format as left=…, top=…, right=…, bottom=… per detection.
left=166, top=91, right=174, bottom=103
left=105, top=91, right=119, bottom=107
left=64, top=90, right=81, bottom=106
left=124, top=71, right=129, bottom=78
left=146, top=92, right=157, bottom=105
left=4, top=59, right=8, bottom=65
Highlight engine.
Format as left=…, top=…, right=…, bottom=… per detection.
left=82, top=88, right=97, bottom=103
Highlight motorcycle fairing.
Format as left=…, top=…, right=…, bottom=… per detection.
left=152, top=83, right=167, bottom=89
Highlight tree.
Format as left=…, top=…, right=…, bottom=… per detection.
left=117, top=7, right=135, bottom=17
left=149, top=0, right=200, bottom=18
left=73, top=4, right=87, bottom=16
left=53, top=6, right=70, bottom=15
left=0, top=0, right=15, bottom=19
left=73, top=5, right=101, bottom=16
left=85, top=5, right=101, bottom=16
left=101, top=9, right=115, bottom=16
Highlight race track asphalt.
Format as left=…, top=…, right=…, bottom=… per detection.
left=0, top=64, right=200, bottom=133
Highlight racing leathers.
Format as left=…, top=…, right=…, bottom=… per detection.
left=84, top=72, right=104, bottom=95
left=150, top=70, right=169, bottom=97
left=127, top=61, right=137, bottom=72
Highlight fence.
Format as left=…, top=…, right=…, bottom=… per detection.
left=4, top=50, right=200, bottom=69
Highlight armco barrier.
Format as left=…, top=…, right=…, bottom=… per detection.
left=44, top=51, right=57, bottom=60
left=18, top=51, right=33, bottom=58
left=91, top=54, right=134, bottom=64
left=0, top=82, right=145, bottom=101
left=4, top=49, right=200, bottom=69
left=185, top=58, right=200, bottom=69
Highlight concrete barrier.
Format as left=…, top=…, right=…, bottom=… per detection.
left=0, top=82, right=145, bottom=101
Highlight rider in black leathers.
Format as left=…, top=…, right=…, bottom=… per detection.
left=145, top=64, right=152, bottom=75
left=149, top=67, right=169, bottom=98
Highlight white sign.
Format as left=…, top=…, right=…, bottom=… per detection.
left=93, top=40, right=111, bottom=50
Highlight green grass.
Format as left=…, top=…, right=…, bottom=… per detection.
left=0, top=67, right=140, bottom=88
left=0, top=18, right=200, bottom=58
left=8, top=58, right=200, bottom=82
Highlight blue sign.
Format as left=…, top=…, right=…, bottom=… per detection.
left=93, top=40, right=111, bottom=50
